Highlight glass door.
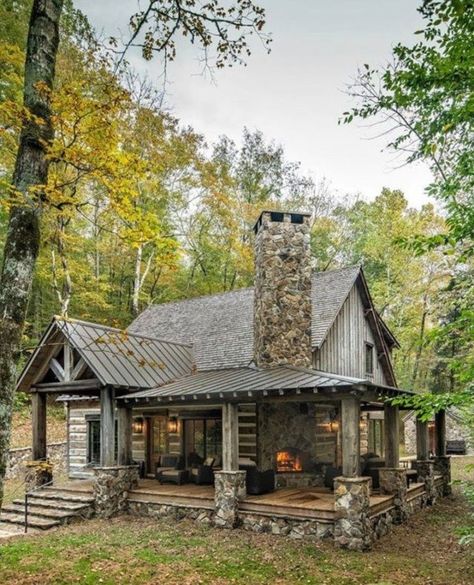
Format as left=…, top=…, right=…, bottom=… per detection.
left=146, top=416, right=168, bottom=474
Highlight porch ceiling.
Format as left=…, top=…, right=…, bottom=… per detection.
left=119, top=365, right=413, bottom=405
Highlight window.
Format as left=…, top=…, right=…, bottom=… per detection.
left=184, top=418, right=222, bottom=466
left=86, top=416, right=118, bottom=465
left=365, top=342, right=374, bottom=375
left=87, top=418, right=101, bottom=465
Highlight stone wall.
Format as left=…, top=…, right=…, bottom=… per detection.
left=6, top=442, right=66, bottom=480
left=253, top=211, right=312, bottom=368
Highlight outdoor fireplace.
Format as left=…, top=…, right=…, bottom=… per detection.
left=276, top=448, right=303, bottom=473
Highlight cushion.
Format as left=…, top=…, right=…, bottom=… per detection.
left=238, top=457, right=256, bottom=467
left=204, top=456, right=215, bottom=467
left=160, top=455, right=178, bottom=468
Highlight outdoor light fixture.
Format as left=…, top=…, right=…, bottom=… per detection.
left=132, top=418, right=144, bottom=434
left=328, top=410, right=339, bottom=433
left=168, top=417, right=178, bottom=434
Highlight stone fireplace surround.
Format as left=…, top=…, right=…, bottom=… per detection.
left=257, top=402, right=336, bottom=488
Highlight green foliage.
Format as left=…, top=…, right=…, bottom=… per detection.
left=342, top=0, right=474, bottom=257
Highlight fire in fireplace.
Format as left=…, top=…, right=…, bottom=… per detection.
left=276, top=448, right=303, bottom=472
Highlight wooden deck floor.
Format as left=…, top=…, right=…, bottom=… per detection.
left=55, top=478, right=418, bottom=523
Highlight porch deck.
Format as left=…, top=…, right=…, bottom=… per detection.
left=127, top=479, right=404, bottom=522
left=52, top=478, right=429, bottom=524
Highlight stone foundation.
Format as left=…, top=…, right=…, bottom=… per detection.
left=240, top=512, right=333, bottom=539
left=214, top=470, right=246, bottom=528
left=93, top=465, right=139, bottom=518
left=128, top=501, right=214, bottom=525
left=413, top=460, right=436, bottom=504
left=379, top=468, right=408, bottom=523
left=433, top=456, right=451, bottom=496
left=334, top=476, right=372, bottom=551
left=25, top=460, right=53, bottom=491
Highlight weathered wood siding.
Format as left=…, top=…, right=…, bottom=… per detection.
left=313, top=284, right=388, bottom=385
left=68, top=400, right=100, bottom=478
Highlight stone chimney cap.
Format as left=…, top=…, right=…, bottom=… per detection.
left=253, top=210, right=311, bottom=234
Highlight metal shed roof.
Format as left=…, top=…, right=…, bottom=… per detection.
left=17, top=317, right=194, bottom=391
left=119, top=366, right=411, bottom=404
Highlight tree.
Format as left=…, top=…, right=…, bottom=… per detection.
left=342, top=0, right=474, bottom=256
left=0, top=0, right=64, bottom=506
left=0, top=0, right=270, bottom=504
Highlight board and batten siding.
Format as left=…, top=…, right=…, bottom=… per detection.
left=313, top=284, right=388, bottom=386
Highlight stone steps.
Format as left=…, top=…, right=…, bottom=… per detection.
left=0, top=485, right=95, bottom=531
left=0, top=511, right=61, bottom=530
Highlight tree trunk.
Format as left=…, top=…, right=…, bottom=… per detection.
left=0, top=0, right=63, bottom=506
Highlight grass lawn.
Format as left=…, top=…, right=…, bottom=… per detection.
left=0, top=459, right=472, bottom=585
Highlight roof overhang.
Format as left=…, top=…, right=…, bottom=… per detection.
left=117, top=366, right=414, bottom=407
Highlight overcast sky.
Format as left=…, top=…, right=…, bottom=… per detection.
left=75, top=0, right=433, bottom=207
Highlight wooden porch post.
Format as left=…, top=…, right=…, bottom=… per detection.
left=31, top=392, right=47, bottom=460
left=341, top=396, right=361, bottom=477
left=416, top=417, right=429, bottom=460
left=117, top=404, right=132, bottom=465
left=222, top=402, right=239, bottom=471
left=435, top=409, right=447, bottom=457
left=384, top=403, right=400, bottom=467
left=100, top=386, right=115, bottom=467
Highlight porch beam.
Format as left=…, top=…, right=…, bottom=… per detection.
left=384, top=403, right=400, bottom=467
left=416, top=417, right=429, bottom=460
left=222, top=402, right=239, bottom=471
left=435, top=409, right=447, bottom=457
left=32, top=392, right=47, bottom=460
left=341, top=396, right=361, bottom=477
left=100, top=386, right=115, bottom=467
left=117, top=404, right=133, bottom=465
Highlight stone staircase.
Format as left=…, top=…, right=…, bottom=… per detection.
left=0, top=482, right=95, bottom=531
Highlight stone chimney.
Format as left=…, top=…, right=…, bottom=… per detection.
left=253, top=210, right=312, bottom=368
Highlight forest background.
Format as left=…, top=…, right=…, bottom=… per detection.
left=0, top=0, right=471, bottom=405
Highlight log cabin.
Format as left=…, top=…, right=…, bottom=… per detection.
left=9, top=210, right=451, bottom=549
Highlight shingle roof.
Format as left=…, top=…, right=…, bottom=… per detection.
left=128, top=266, right=361, bottom=371
left=17, top=317, right=194, bottom=391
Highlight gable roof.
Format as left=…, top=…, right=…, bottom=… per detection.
left=128, top=265, right=388, bottom=372
left=17, top=317, right=194, bottom=392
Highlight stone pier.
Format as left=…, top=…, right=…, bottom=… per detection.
left=334, top=476, right=372, bottom=551
left=379, top=468, right=408, bottom=523
left=93, top=465, right=139, bottom=518
left=433, top=456, right=452, bottom=496
left=214, top=470, right=246, bottom=529
left=413, top=460, right=436, bottom=504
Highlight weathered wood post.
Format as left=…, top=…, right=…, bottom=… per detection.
left=214, top=402, right=246, bottom=528
left=433, top=409, right=451, bottom=496
left=31, top=392, right=47, bottom=461
left=334, top=395, right=372, bottom=551
left=413, top=417, right=435, bottom=504
left=379, top=402, right=408, bottom=524
left=100, top=386, right=115, bottom=467
left=117, top=404, right=132, bottom=466
left=341, top=395, right=361, bottom=477
left=27, top=391, right=52, bottom=490
left=384, top=403, right=400, bottom=468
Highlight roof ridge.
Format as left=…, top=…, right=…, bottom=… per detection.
left=55, top=316, right=192, bottom=348
left=134, top=265, right=362, bottom=314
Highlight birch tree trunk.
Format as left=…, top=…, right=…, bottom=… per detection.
left=0, top=0, right=63, bottom=505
